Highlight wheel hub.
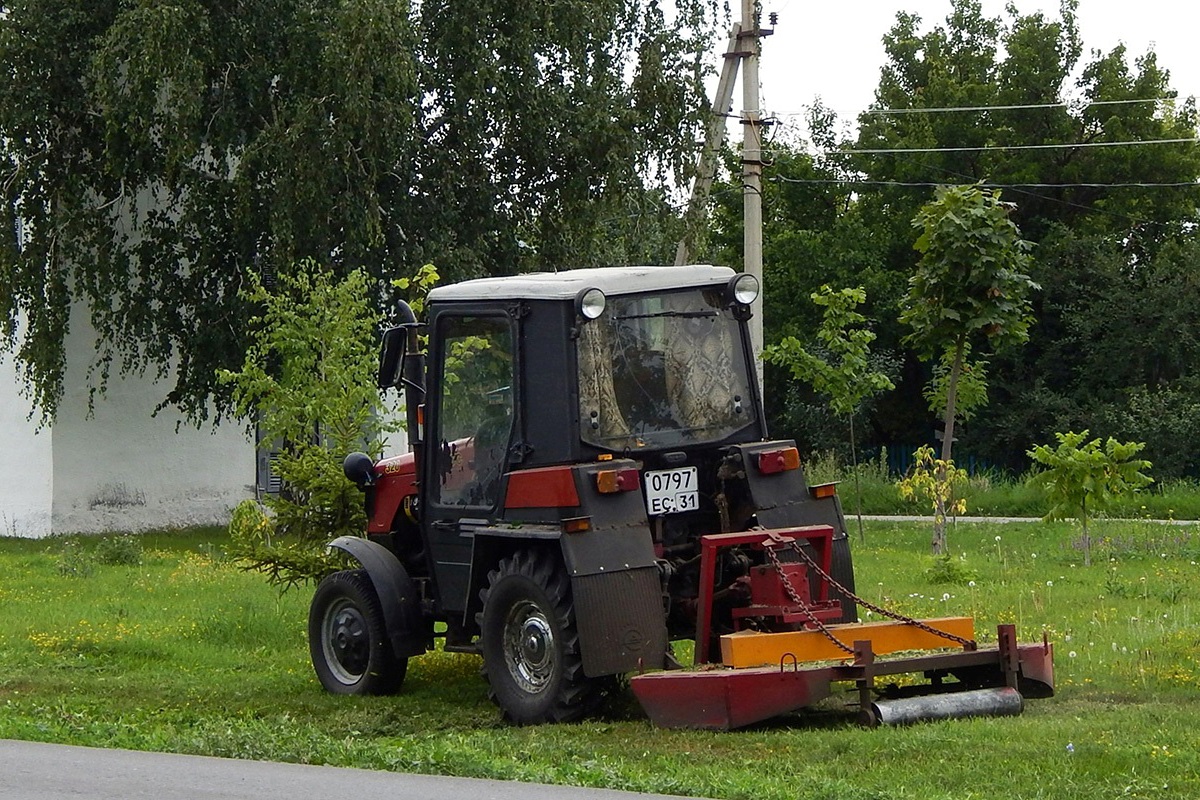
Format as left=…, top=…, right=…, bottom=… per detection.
left=324, top=600, right=369, bottom=684
left=504, top=600, right=556, bottom=693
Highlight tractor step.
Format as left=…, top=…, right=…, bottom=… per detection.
left=629, top=624, right=1053, bottom=730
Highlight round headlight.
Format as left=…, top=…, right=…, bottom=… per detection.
left=730, top=273, right=760, bottom=305
left=576, top=287, right=606, bottom=320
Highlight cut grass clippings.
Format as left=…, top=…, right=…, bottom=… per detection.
left=1, top=522, right=1199, bottom=799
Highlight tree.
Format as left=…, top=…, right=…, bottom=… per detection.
left=219, top=261, right=419, bottom=589
left=1027, top=431, right=1153, bottom=566
left=902, top=183, right=1037, bottom=462
left=901, top=183, right=1037, bottom=553
left=0, top=0, right=719, bottom=423
left=763, top=286, right=895, bottom=538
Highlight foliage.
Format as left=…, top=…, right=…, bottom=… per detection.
left=923, top=552, right=978, bottom=586
left=218, top=262, right=390, bottom=589
left=897, top=445, right=968, bottom=554
left=1027, top=430, right=1154, bottom=566
left=924, top=342, right=988, bottom=423
left=763, top=286, right=895, bottom=418
left=0, top=0, right=719, bottom=421
left=764, top=285, right=894, bottom=537
left=712, top=0, right=1200, bottom=473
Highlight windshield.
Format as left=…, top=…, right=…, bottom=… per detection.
left=578, top=288, right=756, bottom=450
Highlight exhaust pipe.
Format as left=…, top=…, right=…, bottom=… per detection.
left=869, top=686, right=1024, bottom=726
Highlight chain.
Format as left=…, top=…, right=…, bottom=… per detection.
left=763, top=544, right=855, bottom=656
left=786, top=539, right=978, bottom=650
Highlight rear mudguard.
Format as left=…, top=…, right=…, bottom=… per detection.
left=328, top=536, right=429, bottom=659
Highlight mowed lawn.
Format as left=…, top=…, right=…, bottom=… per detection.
left=1, top=520, right=1198, bottom=800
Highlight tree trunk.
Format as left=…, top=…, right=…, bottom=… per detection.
left=932, top=339, right=966, bottom=555
left=940, top=338, right=966, bottom=463
left=850, top=414, right=865, bottom=542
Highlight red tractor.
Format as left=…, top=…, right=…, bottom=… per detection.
left=311, top=265, right=1052, bottom=728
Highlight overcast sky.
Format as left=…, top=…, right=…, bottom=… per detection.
left=746, top=0, right=1200, bottom=142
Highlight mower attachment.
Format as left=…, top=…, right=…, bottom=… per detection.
left=629, top=624, right=1054, bottom=730
left=630, top=527, right=1053, bottom=730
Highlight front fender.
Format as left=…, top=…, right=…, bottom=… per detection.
left=328, top=536, right=428, bottom=659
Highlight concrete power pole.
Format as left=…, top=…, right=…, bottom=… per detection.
left=739, top=0, right=766, bottom=363
left=674, top=4, right=770, bottom=363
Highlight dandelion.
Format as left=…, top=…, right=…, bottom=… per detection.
left=968, top=580, right=976, bottom=588
left=1046, top=580, right=1053, bottom=587
left=1069, top=651, right=1077, bottom=658
left=941, top=593, right=951, bottom=601
left=1031, top=553, right=1037, bottom=559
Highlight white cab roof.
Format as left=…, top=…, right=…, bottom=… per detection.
left=427, top=264, right=736, bottom=303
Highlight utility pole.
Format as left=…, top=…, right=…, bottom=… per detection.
left=674, top=23, right=742, bottom=267
left=739, top=0, right=766, bottom=364
left=674, top=4, right=771, bottom=363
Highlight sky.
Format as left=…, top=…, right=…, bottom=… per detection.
left=743, top=0, right=1200, bottom=142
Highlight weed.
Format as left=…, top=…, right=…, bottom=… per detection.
left=54, top=539, right=95, bottom=579
left=923, top=552, right=978, bottom=585
left=94, top=535, right=143, bottom=566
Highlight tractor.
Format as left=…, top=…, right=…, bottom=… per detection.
left=311, top=264, right=1053, bottom=728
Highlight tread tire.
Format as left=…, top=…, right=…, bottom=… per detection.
left=309, top=569, right=407, bottom=695
left=477, top=549, right=603, bottom=724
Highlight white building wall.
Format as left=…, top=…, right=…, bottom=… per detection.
left=0, top=355, right=53, bottom=537
left=48, top=309, right=254, bottom=535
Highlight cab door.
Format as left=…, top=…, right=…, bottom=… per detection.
left=421, top=310, right=517, bottom=612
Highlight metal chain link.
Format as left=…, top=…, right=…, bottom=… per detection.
left=763, top=544, right=855, bottom=656
left=786, top=539, right=978, bottom=650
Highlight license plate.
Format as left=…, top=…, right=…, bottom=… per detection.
left=645, top=467, right=699, bottom=515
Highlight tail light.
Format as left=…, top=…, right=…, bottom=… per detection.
left=595, top=468, right=641, bottom=494
left=756, top=447, right=800, bottom=475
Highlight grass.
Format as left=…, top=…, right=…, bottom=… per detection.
left=2, top=522, right=1200, bottom=799
left=807, top=450, right=1200, bottom=520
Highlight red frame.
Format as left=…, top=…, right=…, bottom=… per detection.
left=693, top=525, right=834, bottom=665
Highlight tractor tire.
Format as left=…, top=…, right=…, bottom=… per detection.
left=309, top=569, right=407, bottom=695
left=829, top=534, right=859, bottom=624
left=478, top=549, right=603, bottom=724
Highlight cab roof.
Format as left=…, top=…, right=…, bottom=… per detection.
left=426, top=264, right=736, bottom=303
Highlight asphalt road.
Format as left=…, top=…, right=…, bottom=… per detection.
left=0, top=740, right=704, bottom=800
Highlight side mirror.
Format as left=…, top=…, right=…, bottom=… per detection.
left=343, top=452, right=376, bottom=489
left=378, top=326, right=406, bottom=390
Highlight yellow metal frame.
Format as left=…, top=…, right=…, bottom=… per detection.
left=720, top=617, right=976, bottom=668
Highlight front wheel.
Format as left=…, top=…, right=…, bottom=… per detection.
left=309, top=569, right=407, bottom=695
left=478, top=549, right=603, bottom=724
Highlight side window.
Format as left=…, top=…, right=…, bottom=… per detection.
left=433, top=315, right=515, bottom=507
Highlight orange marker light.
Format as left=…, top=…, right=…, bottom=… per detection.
left=563, top=517, right=592, bottom=533
left=809, top=482, right=839, bottom=499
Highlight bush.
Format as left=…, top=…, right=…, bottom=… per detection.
left=94, top=535, right=143, bottom=566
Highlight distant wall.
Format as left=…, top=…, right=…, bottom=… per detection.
left=0, top=354, right=53, bottom=537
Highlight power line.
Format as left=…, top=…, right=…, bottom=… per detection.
left=835, top=137, right=1200, bottom=155
left=770, top=96, right=1191, bottom=120
left=771, top=176, right=1200, bottom=189
left=860, top=97, right=1178, bottom=115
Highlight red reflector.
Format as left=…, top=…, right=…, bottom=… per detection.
left=595, top=468, right=640, bottom=494
left=563, top=517, right=592, bottom=533
left=809, top=482, right=838, bottom=499
left=757, top=447, right=800, bottom=475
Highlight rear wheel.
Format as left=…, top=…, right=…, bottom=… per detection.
left=309, top=569, right=407, bottom=695
left=478, top=549, right=603, bottom=724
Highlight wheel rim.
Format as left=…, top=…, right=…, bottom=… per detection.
left=322, top=597, right=370, bottom=685
left=502, top=599, right=557, bottom=694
